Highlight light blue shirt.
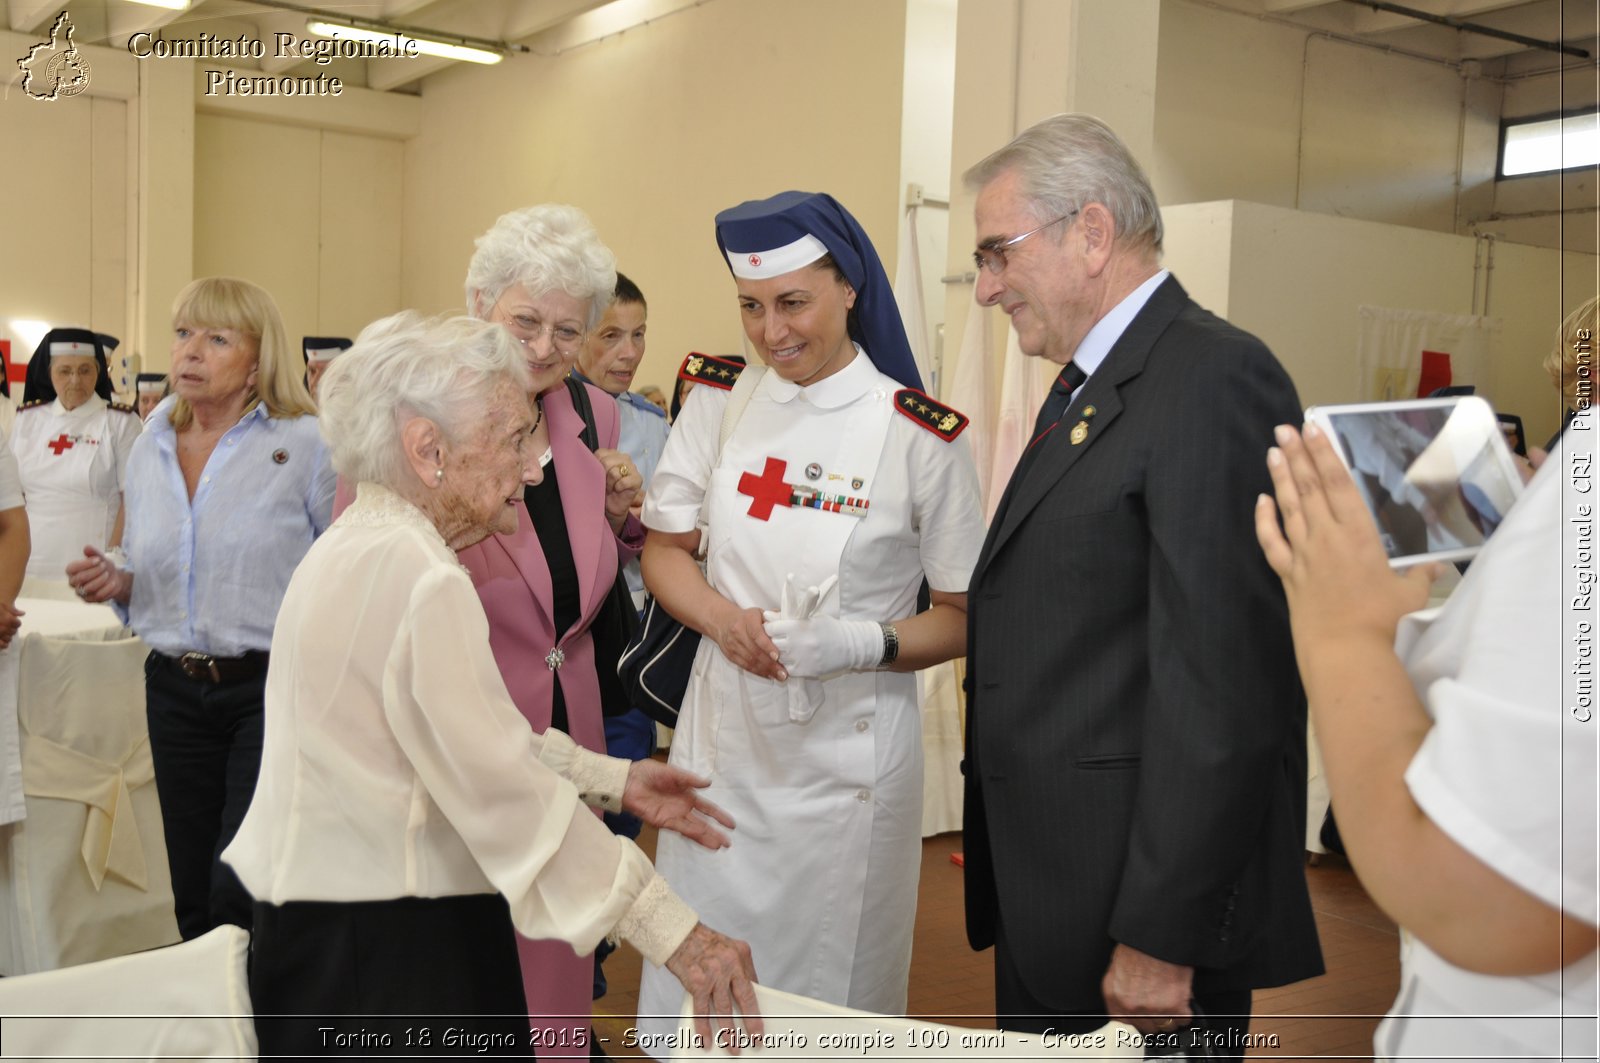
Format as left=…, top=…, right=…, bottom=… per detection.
left=1071, top=269, right=1170, bottom=380
left=118, top=397, right=336, bottom=656
left=614, top=390, right=670, bottom=490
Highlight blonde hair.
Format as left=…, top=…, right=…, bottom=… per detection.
left=1546, top=294, right=1599, bottom=413
left=168, top=277, right=315, bottom=430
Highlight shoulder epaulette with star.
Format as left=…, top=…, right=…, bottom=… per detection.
left=893, top=389, right=968, bottom=441
left=16, top=399, right=47, bottom=413
left=109, top=401, right=138, bottom=415
left=678, top=353, right=744, bottom=391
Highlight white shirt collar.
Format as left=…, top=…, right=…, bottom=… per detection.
left=763, top=344, right=878, bottom=410
left=52, top=393, right=106, bottom=417
left=1071, top=269, right=1169, bottom=379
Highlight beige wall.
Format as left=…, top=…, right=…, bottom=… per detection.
left=1151, top=0, right=1506, bottom=240
left=0, top=33, right=134, bottom=374
left=400, top=0, right=908, bottom=398
left=1163, top=199, right=1593, bottom=448
left=192, top=114, right=404, bottom=361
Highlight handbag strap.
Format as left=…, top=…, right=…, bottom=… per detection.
left=565, top=376, right=600, bottom=451
left=702, top=365, right=764, bottom=529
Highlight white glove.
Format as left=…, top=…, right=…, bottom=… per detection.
left=762, top=574, right=843, bottom=723
left=764, top=614, right=882, bottom=679
left=765, top=569, right=878, bottom=677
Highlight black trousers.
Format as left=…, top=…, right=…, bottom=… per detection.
left=144, top=651, right=265, bottom=939
left=250, top=894, right=533, bottom=1060
left=994, top=915, right=1255, bottom=1062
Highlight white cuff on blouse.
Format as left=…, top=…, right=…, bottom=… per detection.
left=567, top=745, right=630, bottom=814
left=615, top=873, right=698, bottom=967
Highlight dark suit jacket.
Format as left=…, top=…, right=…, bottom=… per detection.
left=964, top=275, right=1324, bottom=1010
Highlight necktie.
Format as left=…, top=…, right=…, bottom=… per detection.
left=1031, top=361, right=1089, bottom=441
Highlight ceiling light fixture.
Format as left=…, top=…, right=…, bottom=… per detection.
left=124, top=0, right=191, bottom=10
left=306, top=18, right=504, bottom=65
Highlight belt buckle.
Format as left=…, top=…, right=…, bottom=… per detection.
left=180, top=652, right=221, bottom=684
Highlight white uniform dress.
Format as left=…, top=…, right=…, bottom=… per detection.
left=10, top=395, right=142, bottom=581
left=636, top=350, right=983, bottom=1038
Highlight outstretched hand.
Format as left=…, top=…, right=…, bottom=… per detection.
left=622, top=759, right=735, bottom=850
left=664, top=922, right=762, bottom=1053
left=1254, top=422, right=1437, bottom=650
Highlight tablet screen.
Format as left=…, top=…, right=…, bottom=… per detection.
left=1316, top=398, right=1523, bottom=564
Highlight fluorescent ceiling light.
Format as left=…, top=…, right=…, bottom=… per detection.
left=1502, top=111, right=1600, bottom=177
left=306, top=19, right=503, bottom=64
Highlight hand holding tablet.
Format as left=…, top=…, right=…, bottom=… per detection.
left=1302, top=396, right=1526, bottom=567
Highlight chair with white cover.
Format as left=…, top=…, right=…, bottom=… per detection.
left=0, top=923, right=257, bottom=1060
left=0, top=632, right=178, bottom=973
left=670, top=985, right=1143, bottom=1060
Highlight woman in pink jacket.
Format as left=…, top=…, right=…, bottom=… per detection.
left=459, top=205, right=648, bottom=1051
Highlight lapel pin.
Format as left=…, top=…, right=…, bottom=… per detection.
left=272, top=448, right=289, bottom=465
left=1069, top=421, right=1089, bottom=446
left=1082, top=405, right=1097, bottom=418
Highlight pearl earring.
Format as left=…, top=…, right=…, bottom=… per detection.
left=434, top=468, right=444, bottom=484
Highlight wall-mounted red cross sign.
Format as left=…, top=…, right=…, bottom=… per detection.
left=47, top=434, right=74, bottom=455
left=737, top=456, right=792, bottom=520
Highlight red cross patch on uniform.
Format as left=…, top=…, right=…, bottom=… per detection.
left=893, top=389, right=969, bottom=441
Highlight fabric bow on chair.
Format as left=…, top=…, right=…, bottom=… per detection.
left=22, top=734, right=154, bottom=891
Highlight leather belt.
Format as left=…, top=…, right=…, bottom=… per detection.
left=160, top=650, right=270, bottom=685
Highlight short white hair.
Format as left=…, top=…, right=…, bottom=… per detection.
left=319, top=312, right=531, bottom=488
left=964, top=113, right=1164, bottom=253
left=463, top=204, right=618, bottom=331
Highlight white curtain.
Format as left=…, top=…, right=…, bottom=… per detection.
left=943, top=303, right=995, bottom=507
left=985, top=330, right=1052, bottom=523
left=895, top=205, right=934, bottom=389
left=1356, top=306, right=1498, bottom=402
left=893, top=204, right=963, bottom=837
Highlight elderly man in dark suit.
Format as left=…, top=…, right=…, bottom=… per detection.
left=961, top=114, right=1324, bottom=1058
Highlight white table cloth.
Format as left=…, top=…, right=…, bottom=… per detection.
left=670, top=984, right=1142, bottom=1060
left=0, top=596, right=129, bottom=826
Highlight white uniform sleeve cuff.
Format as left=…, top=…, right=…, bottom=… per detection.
left=615, top=873, right=698, bottom=967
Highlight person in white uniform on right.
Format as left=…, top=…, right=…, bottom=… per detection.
left=636, top=191, right=985, bottom=1041
left=1254, top=295, right=1599, bottom=1063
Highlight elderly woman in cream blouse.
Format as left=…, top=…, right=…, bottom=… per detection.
left=222, top=312, right=760, bottom=1057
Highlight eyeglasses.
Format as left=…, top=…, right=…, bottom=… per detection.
left=493, top=299, right=586, bottom=353
left=972, top=209, right=1079, bottom=275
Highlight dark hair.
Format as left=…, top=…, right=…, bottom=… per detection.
left=812, top=254, right=849, bottom=287
left=614, top=271, right=646, bottom=309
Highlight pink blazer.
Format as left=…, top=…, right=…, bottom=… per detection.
left=456, top=381, right=644, bottom=1037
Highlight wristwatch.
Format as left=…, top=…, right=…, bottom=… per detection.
left=878, top=622, right=900, bottom=668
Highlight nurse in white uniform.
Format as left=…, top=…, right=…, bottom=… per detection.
left=10, top=329, right=141, bottom=582
left=637, top=191, right=985, bottom=1038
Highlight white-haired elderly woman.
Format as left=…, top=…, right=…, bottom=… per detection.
left=223, top=312, right=760, bottom=1058
left=455, top=203, right=648, bottom=1042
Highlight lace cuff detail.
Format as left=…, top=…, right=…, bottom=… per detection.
left=567, top=746, right=629, bottom=814
left=615, top=873, right=698, bottom=967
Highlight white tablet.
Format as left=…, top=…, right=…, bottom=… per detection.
left=1304, top=396, right=1525, bottom=567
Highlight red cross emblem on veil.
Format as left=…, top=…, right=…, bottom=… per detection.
left=748, top=254, right=762, bottom=268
